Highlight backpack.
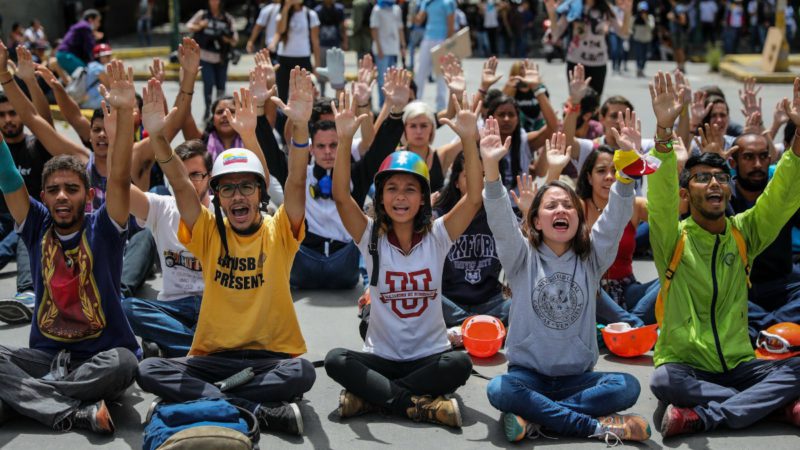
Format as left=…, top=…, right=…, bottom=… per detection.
left=144, top=398, right=259, bottom=450
left=654, top=226, right=750, bottom=325
left=65, top=66, right=95, bottom=104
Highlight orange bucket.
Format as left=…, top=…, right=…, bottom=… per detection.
left=462, top=315, right=506, bottom=358
left=601, top=323, right=659, bottom=358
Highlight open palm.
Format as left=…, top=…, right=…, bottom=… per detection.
left=271, top=67, right=314, bottom=123
left=141, top=79, right=168, bottom=136
left=227, top=88, right=257, bottom=136
left=480, top=116, right=511, bottom=162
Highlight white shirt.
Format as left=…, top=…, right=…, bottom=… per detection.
left=145, top=193, right=205, bottom=301
left=370, top=5, right=403, bottom=56
left=276, top=7, right=320, bottom=57
left=357, top=217, right=453, bottom=361
left=484, top=0, right=499, bottom=28
left=256, top=3, right=282, bottom=48
left=699, top=1, right=719, bottom=23
left=304, top=165, right=352, bottom=243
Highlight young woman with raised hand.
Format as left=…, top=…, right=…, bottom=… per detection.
left=324, top=91, right=484, bottom=428
left=482, top=129, right=651, bottom=444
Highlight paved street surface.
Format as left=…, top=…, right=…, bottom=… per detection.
left=1, top=59, right=799, bottom=449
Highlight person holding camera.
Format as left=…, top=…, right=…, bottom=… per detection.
left=187, top=0, right=239, bottom=119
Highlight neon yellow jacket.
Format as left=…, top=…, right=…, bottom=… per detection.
left=647, top=149, right=800, bottom=372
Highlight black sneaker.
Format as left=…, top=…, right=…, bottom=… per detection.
left=141, top=340, right=163, bottom=359
left=0, top=292, right=35, bottom=325
left=256, top=402, right=303, bottom=435
left=0, top=398, right=16, bottom=425
left=63, top=400, right=115, bottom=435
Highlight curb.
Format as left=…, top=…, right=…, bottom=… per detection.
left=113, top=47, right=172, bottom=59
left=719, top=54, right=799, bottom=83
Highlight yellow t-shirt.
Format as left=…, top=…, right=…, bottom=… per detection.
left=178, top=205, right=307, bottom=356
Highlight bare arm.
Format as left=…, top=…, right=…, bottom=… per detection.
left=310, top=25, right=321, bottom=68
left=247, top=24, right=265, bottom=53
left=36, top=64, right=91, bottom=142
left=103, top=61, right=136, bottom=227
left=332, top=92, right=370, bottom=240
left=15, top=47, right=53, bottom=126
left=129, top=184, right=151, bottom=222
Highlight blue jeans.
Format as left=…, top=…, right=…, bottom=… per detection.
left=200, top=60, right=229, bottom=114
left=487, top=366, right=641, bottom=437
left=121, top=229, right=157, bottom=298
left=406, top=27, right=425, bottom=71
left=55, top=51, right=85, bottom=75
left=441, top=292, right=510, bottom=328
left=723, top=27, right=741, bottom=54
left=0, top=214, right=32, bottom=293
left=596, top=279, right=660, bottom=327
left=747, top=272, right=800, bottom=340
left=375, top=55, right=398, bottom=107
left=608, top=33, right=625, bottom=71
left=290, top=241, right=361, bottom=289
left=122, top=295, right=202, bottom=358
left=634, top=221, right=651, bottom=256
left=631, top=40, right=649, bottom=71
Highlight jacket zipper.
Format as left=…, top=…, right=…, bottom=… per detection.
left=710, top=236, right=728, bottom=372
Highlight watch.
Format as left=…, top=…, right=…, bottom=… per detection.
left=658, top=126, right=673, bottom=135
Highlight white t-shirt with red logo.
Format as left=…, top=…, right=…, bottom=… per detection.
left=357, top=217, right=453, bottom=361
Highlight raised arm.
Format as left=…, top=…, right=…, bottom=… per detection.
left=333, top=91, right=371, bottom=240
left=0, top=43, right=90, bottom=163
left=522, top=62, right=556, bottom=153
left=144, top=79, right=203, bottom=228
left=440, top=93, right=483, bottom=240
left=270, top=67, right=314, bottom=236
left=227, top=87, right=269, bottom=182
left=250, top=63, right=288, bottom=186
left=564, top=63, right=592, bottom=160
left=15, top=46, right=53, bottom=126
left=36, top=63, right=91, bottom=142
left=102, top=61, right=136, bottom=227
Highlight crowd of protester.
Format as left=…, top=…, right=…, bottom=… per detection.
left=0, top=0, right=798, bottom=447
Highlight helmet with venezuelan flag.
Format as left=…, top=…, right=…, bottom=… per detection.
left=209, top=148, right=267, bottom=191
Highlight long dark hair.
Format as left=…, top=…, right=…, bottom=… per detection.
left=203, top=95, right=234, bottom=138
left=485, top=94, right=522, bottom=188
left=576, top=145, right=615, bottom=199
left=526, top=180, right=591, bottom=259
left=373, top=173, right=433, bottom=237
left=433, top=153, right=466, bottom=214
left=278, top=0, right=304, bottom=45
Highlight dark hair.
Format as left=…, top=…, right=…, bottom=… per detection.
left=699, top=85, right=726, bottom=100
left=91, top=108, right=105, bottom=125
left=701, top=96, right=728, bottom=127
left=42, top=155, right=90, bottom=191
left=680, top=152, right=730, bottom=188
left=485, top=94, right=523, bottom=188
left=135, top=93, right=143, bottom=112
left=577, top=86, right=600, bottom=129
left=175, top=139, right=212, bottom=172
left=600, top=96, right=634, bottom=117
left=82, top=9, right=101, bottom=21
left=278, top=0, right=304, bottom=44
left=526, top=180, right=591, bottom=259
left=433, top=153, right=466, bottom=213
left=203, top=95, right=234, bottom=136
left=311, top=97, right=336, bottom=124
left=785, top=121, right=796, bottom=148
left=11, top=22, right=22, bottom=32
left=0, top=92, right=9, bottom=105
left=576, top=145, right=615, bottom=199
left=373, top=172, right=433, bottom=236
left=310, top=120, right=336, bottom=141
left=731, top=132, right=769, bottom=162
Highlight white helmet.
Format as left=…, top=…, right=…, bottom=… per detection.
left=209, top=148, right=266, bottom=190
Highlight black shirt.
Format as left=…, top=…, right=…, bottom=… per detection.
left=1, top=135, right=51, bottom=214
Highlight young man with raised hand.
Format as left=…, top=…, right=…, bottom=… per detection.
left=647, top=71, right=800, bottom=438
left=136, top=68, right=317, bottom=436
left=0, top=61, right=140, bottom=434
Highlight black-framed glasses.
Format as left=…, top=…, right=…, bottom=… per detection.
left=188, top=172, right=209, bottom=181
left=217, top=181, right=257, bottom=198
left=688, top=172, right=731, bottom=184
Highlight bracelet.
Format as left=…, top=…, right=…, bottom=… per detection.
left=478, top=88, right=487, bottom=95
left=357, top=101, right=370, bottom=108
left=180, top=89, right=194, bottom=95
left=565, top=102, right=580, bottom=114
left=533, top=86, right=547, bottom=97
left=291, top=138, right=310, bottom=148
left=156, top=151, right=175, bottom=165
left=1, top=78, right=12, bottom=86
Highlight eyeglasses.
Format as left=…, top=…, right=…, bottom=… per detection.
left=756, top=331, right=800, bottom=354
left=217, top=181, right=257, bottom=198
left=688, top=172, right=731, bottom=184
left=188, top=172, right=209, bottom=181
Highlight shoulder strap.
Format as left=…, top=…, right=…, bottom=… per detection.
left=730, top=225, right=751, bottom=288
left=655, top=229, right=686, bottom=326
left=369, top=221, right=380, bottom=287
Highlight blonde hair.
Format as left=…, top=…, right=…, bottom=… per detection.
left=402, top=101, right=436, bottom=144
left=509, top=61, right=524, bottom=78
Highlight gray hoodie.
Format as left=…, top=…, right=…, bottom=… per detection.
left=483, top=179, right=634, bottom=377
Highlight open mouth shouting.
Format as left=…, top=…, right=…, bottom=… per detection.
left=552, top=217, right=570, bottom=232
left=54, top=204, right=72, bottom=220
left=706, top=191, right=724, bottom=207
left=229, top=203, right=251, bottom=224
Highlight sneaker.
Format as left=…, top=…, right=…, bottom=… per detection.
left=0, top=291, right=34, bottom=325
left=502, top=412, right=555, bottom=442
left=338, top=390, right=374, bottom=418
left=447, top=326, right=463, bottom=348
left=141, top=340, right=163, bottom=359
left=62, top=400, right=115, bottom=435
left=660, top=405, right=704, bottom=438
left=144, top=397, right=162, bottom=425
left=405, top=395, right=462, bottom=428
left=593, top=413, right=651, bottom=444
left=256, top=402, right=303, bottom=435
left=783, top=398, right=800, bottom=427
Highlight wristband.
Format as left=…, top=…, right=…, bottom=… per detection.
left=180, top=89, right=194, bottom=95
left=565, top=102, right=581, bottom=114
left=1, top=78, right=13, bottom=86
left=156, top=151, right=175, bottom=165
left=357, top=102, right=370, bottom=108
left=0, top=140, right=25, bottom=193
left=291, top=138, right=310, bottom=148
left=533, top=86, right=547, bottom=97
